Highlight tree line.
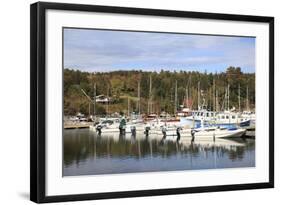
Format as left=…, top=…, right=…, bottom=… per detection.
left=64, top=67, right=255, bottom=116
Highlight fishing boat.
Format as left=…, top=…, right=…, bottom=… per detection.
left=183, top=82, right=255, bottom=129
left=90, top=117, right=147, bottom=135
left=185, top=109, right=251, bottom=128
left=241, top=111, right=256, bottom=128
left=90, top=120, right=118, bottom=133
left=143, top=120, right=246, bottom=141
left=143, top=127, right=245, bottom=142
left=181, top=127, right=243, bottom=138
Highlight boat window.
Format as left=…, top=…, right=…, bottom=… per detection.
left=206, top=113, right=209, bottom=117
left=232, top=115, right=236, bottom=119
left=226, top=116, right=229, bottom=119
left=210, top=113, right=214, bottom=117
left=201, top=112, right=203, bottom=116
left=221, top=116, right=225, bottom=119
left=103, top=120, right=114, bottom=124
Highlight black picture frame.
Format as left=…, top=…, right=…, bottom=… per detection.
left=30, top=1, right=274, bottom=203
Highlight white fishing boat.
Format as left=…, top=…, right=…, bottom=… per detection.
left=143, top=122, right=246, bottom=142
left=241, top=111, right=256, bottom=127
left=90, top=118, right=120, bottom=133
left=185, top=109, right=251, bottom=128
left=183, top=82, right=255, bottom=129
left=186, top=127, right=246, bottom=138
left=90, top=117, right=147, bottom=135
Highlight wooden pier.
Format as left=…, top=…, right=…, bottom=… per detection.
left=64, top=122, right=92, bottom=129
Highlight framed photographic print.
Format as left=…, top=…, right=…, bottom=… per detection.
left=30, top=2, right=274, bottom=203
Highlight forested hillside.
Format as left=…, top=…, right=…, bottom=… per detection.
left=64, top=67, right=255, bottom=116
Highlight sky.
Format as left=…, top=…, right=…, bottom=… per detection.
left=63, top=28, right=255, bottom=73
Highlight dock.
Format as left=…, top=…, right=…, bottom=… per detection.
left=64, top=122, right=92, bottom=129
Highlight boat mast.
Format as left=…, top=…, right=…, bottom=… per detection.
left=94, top=83, right=96, bottom=116
left=106, top=86, right=109, bottom=118
left=238, top=84, right=241, bottom=112
left=213, top=79, right=216, bottom=111
left=186, top=75, right=191, bottom=108
left=128, top=97, right=130, bottom=117
left=88, top=102, right=90, bottom=117
left=222, top=86, right=227, bottom=111
left=227, top=84, right=230, bottom=111
left=91, top=73, right=96, bottom=119
left=246, top=85, right=249, bottom=111
left=90, top=73, right=93, bottom=116
left=137, top=81, right=141, bottom=115
left=174, top=80, right=178, bottom=115
left=227, top=84, right=230, bottom=125
left=148, top=75, right=152, bottom=114
left=216, top=90, right=219, bottom=112
left=185, top=86, right=188, bottom=108
left=198, top=81, right=200, bottom=110
left=80, top=88, right=92, bottom=117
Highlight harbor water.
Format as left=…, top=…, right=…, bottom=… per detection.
left=63, top=128, right=255, bottom=176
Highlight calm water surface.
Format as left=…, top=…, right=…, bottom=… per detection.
left=63, top=129, right=255, bottom=176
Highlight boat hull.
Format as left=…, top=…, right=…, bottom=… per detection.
left=90, top=125, right=246, bottom=141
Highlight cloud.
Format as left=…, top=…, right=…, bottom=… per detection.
left=64, top=28, right=255, bottom=73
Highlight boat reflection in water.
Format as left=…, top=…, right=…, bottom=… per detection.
left=63, top=129, right=255, bottom=176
